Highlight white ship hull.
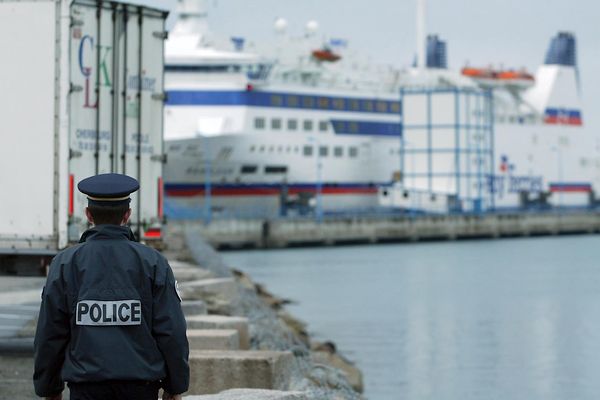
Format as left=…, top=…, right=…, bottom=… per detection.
left=164, top=131, right=397, bottom=212
left=165, top=120, right=597, bottom=214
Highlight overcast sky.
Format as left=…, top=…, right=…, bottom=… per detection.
left=146, top=0, right=599, bottom=132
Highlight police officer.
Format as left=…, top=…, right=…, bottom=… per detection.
left=33, top=173, right=189, bottom=400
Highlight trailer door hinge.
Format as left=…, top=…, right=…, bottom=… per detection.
left=153, top=31, right=169, bottom=40
left=70, top=83, right=83, bottom=93
left=151, top=92, right=167, bottom=102
left=70, top=149, right=83, bottom=159
left=151, top=154, right=167, bottom=163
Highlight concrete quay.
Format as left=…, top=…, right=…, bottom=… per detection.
left=191, top=210, right=600, bottom=249
left=184, top=389, right=309, bottom=399
left=0, top=234, right=364, bottom=400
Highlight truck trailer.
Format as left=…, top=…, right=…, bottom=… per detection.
left=0, top=0, right=168, bottom=274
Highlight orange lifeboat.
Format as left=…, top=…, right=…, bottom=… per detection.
left=462, top=66, right=535, bottom=83
left=496, top=70, right=534, bottom=81
left=312, top=48, right=341, bottom=62
left=461, top=67, right=496, bottom=79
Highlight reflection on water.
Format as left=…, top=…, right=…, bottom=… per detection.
left=223, top=235, right=600, bottom=399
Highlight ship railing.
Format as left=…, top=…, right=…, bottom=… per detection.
left=164, top=198, right=600, bottom=223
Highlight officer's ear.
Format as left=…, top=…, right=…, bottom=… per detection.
left=85, top=207, right=94, bottom=225
left=121, top=208, right=132, bottom=225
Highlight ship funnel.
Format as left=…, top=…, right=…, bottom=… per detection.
left=544, top=31, right=577, bottom=66
left=426, top=35, right=447, bottom=69
left=523, top=31, right=582, bottom=125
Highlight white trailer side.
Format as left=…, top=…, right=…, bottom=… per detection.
left=0, top=0, right=167, bottom=274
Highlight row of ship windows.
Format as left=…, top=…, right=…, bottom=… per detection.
left=496, top=115, right=538, bottom=124
left=255, top=116, right=538, bottom=128
left=254, top=116, right=538, bottom=133
left=265, top=95, right=401, bottom=114
left=170, top=143, right=400, bottom=156
left=249, top=144, right=359, bottom=158
left=241, top=165, right=287, bottom=174
left=255, top=117, right=329, bottom=132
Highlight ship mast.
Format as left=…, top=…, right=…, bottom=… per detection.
left=172, top=0, right=209, bottom=36
left=416, top=0, right=427, bottom=70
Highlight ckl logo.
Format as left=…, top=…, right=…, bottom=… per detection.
left=79, top=35, right=112, bottom=108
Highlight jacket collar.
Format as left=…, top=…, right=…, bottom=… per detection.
left=79, top=225, right=137, bottom=243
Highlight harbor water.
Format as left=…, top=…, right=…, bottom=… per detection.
left=223, top=235, right=600, bottom=399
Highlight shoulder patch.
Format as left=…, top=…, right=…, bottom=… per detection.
left=175, top=280, right=182, bottom=302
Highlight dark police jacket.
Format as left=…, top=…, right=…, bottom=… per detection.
left=33, top=225, right=189, bottom=397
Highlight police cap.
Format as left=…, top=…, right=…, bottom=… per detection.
left=78, top=173, right=140, bottom=207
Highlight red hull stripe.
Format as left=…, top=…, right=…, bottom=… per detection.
left=544, top=116, right=583, bottom=126
left=549, top=183, right=592, bottom=193
left=165, top=184, right=379, bottom=197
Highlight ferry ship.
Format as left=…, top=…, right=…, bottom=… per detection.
left=163, top=0, right=597, bottom=215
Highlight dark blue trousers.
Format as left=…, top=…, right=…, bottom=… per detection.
left=68, top=381, right=160, bottom=400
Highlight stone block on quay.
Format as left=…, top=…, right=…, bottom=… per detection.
left=169, top=260, right=202, bottom=269
left=173, top=267, right=214, bottom=282
left=179, top=278, right=238, bottom=302
left=187, top=329, right=240, bottom=350
left=184, top=389, right=309, bottom=400
left=186, top=315, right=250, bottom=350
left=181, top=300, right=208, bottom=316
left=187, top=351, right=294, bottom=395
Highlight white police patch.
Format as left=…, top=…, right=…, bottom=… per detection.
left=76, top=300, right=142, bottom=326
left=175, top=280, right=182, bottom=302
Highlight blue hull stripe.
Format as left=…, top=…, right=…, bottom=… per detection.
left=544, top=108, right=583, bottom=125
left=166, top=90, right=402, bottom=115
left=545, top=108, right=582, bottom=118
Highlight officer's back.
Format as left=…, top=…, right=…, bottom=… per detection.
left=33, top=174, right=189, bottom=400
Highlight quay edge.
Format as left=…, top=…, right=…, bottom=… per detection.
left=185, top=211, right=600, bottom=249
left=0, top=243, right=365, bottom=399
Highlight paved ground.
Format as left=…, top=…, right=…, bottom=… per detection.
left=0, top=277, right=44, bottom=338
left=0, top=277, right=42, bottom=398
left=0, top=354, right=36, bottom=399
left=0, top=304, right=39, bottom=338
